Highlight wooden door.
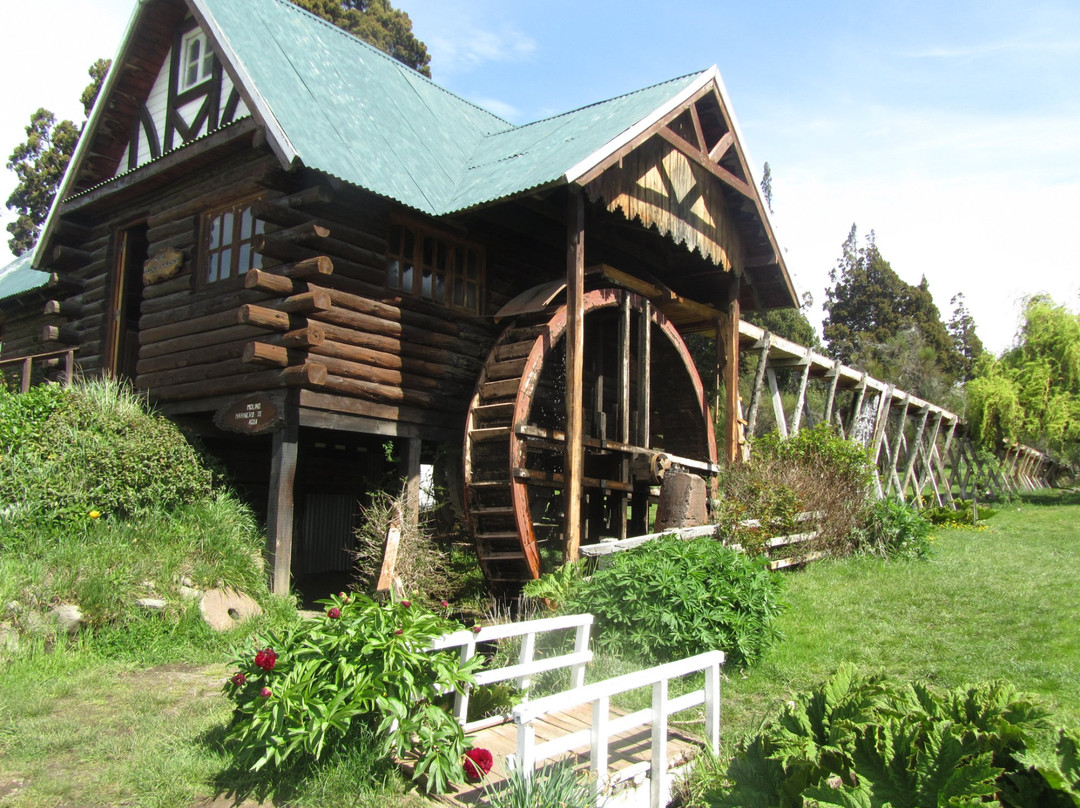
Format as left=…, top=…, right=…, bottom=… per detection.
left=105, top=224, right=148, bottom=380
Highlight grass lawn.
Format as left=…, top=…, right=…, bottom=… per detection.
left=719, top=490, right=1080, bottom=753
left=1, top=491, right=1077, bottom=807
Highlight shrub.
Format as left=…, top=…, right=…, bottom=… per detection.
left=716, top=424, right=875, bottom=557
left=853, top=497, right=933, bottom=559
left=564, top=536, right=785, bottom=668
left=223, top=594, right=481, bottom=793
left=0, top=377, right=211, bottom=525
left=708, top=665, right=1080, bottom=807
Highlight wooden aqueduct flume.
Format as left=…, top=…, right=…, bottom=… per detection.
left=463, top=286, right=718, bottom=595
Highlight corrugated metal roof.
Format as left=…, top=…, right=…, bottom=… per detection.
left=194, top=0, right=710, bottom=216
left=0, top=253, right=49, bottom=304
left=196, top=0, right=511, bottom=215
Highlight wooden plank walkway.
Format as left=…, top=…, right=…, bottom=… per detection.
left=417, top=704, right=703, bottom=806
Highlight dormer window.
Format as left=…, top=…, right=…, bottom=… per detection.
left=179, top=28, right=214, bottom=91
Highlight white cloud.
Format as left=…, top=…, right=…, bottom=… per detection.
left=469, top=97, right=520, bottom=122
left=428, top=23, right=537, bottom=75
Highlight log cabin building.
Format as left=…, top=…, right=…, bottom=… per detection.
left=0, top=0, right=797, bottom=598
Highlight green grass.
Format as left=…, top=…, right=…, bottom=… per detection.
left=717, top=490, right=1080, bottom=754
left=2, top=492, right=1078, bottom=807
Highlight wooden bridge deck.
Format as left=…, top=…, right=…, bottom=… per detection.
left=421, top=704, right=703, bottom=806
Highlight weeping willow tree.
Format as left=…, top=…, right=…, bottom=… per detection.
left=966, top=295, right=1080, bottom=466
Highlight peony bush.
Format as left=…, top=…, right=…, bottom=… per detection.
left=223, top=593, right=483, bottom=792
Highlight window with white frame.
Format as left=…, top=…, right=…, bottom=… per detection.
left=179, top=28, right=214, bottom=91
left=203, top=200, right=265, bottom=284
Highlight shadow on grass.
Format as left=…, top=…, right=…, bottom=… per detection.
left=1018, top=489, right=1080, bottom=507
left=201, top=721, right=415, bottom=806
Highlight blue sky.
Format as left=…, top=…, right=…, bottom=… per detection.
left=2, top=0, right=1077, bottom=354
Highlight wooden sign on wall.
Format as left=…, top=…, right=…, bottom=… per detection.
left=143, top=248, right=184, bottom=285
left=214, top=392, right=286, bottom=435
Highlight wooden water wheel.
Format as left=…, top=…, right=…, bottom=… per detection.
left=463, top=287, right=718, bottom=593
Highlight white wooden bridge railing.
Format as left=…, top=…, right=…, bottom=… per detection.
left=429, top=612, right=593, bottom=732
left=511, top=649, right=724, bottom=808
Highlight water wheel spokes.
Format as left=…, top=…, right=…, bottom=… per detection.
left=464, top=288, right=717, bottom=593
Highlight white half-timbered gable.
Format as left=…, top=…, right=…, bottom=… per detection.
left=116, top=17, right=249, bottom=174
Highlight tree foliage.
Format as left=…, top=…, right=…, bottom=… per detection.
left=966, top=295, right=1080, bottom=465
left=823, top=224, right=962, bottom=399
left=290, top=0, right=431, bottom=76
left=947, top=292, right=985, bottom=381
left=5, top=60, right=109, bottom=255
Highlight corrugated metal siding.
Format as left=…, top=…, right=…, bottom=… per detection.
left=297, top=492, right=356, bottom=574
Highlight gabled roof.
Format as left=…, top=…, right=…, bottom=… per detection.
left=0, top=253, right=50, bottom=305
left=37, top=0, right=796, bottom=308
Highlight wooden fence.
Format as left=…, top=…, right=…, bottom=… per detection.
left=735, top=321, right=1068, bottom=503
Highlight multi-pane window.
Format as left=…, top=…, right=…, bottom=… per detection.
left=179, top=29, right=214, bottom=91
left=204, top=201, right=265, bottom=283
left=386, top=222, right=484, bottom=313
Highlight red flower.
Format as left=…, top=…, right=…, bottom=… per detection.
left=260, top=686, right=272, bottom=698
left=254, top=648, right=277, bottom=671
left=327, top=607, right=341, bottom=619
left=401, top=600, right=411, bottom=608
left=231, top=672, right=246, bottom=687
left=472, top=625, right=482, bottom=633
left=394, top=628, right=403, bottom=635
left=463, top=747, right=493, bottom=782
left=440, top=600, right=449, bottom=608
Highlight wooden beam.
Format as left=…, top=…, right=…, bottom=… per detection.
left=823, top=361, right=841, bottom=425
left=656, top=127, right=756, bottom=200
left=766, top=367, right=788, bottom=439
left=268, top=416, right=298, bottom=595
left=722, top=277, right=741, bottom=463
left=564, top=189, right=586, bottom=563
left=790, top=347, right=814, bottom=434
left=400, top=437, right=422, bottom=534
left=745, top=331, right=770, bottom=437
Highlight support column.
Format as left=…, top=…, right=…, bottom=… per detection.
left=268, top=412, right=299, bottom=596
left=399, top=437, right=422, bottom=533
left=722, top=277, right=741, bottom=464
left=564, top=189, right=586, bottom=562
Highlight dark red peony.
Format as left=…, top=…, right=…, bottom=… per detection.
left=260, top=686, right=272, bottom=698
left=463, top=747, right=493, bottom=782
left=327, top=606, right=341, bottom=619
left=254, top=648, right=277, bottom=671
left=231, top=672, right=246, bottom=687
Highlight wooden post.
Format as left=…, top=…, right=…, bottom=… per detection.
left=766, top=367, right=788, bottom=438
left=267, top=413, right=299, bottom=596
left=823, top=361, right=841, bottom=425
left=901, top=408, right=931, bottom=497
left=790, top=347, right=813, bottom=434
left=745, top=331, right=770, bottom=437
left=565, top=189, right=586, bottom=563
left=723, top=278, right=741, bottom=463
left=617, top=294, right=631, bottom=539
left=400, top=437, right=422, bottom=533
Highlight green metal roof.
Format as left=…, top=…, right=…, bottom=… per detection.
left=0, top=253, right=49, bottom=305
left=194, top=0, right=711, bottom=215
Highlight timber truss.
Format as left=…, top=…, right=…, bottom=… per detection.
left=737, top=321, right=1068, bottom=503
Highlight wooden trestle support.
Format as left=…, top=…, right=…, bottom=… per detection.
left=463, top=288, right=718, bottom=593
left=737, top=320, right=1069, bottom=504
